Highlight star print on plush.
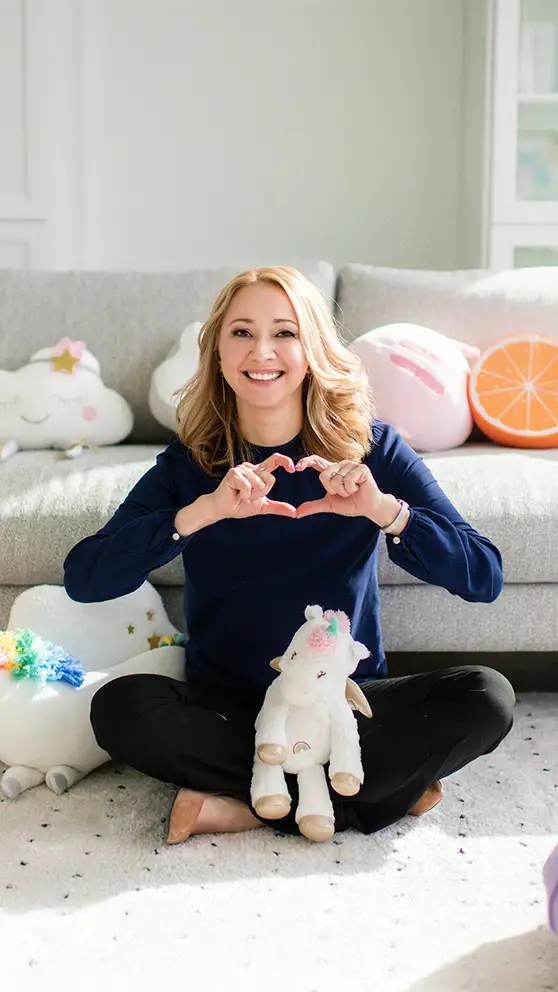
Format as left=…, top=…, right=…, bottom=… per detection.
left=51, top=349, right=81, bottom=374
left=127, top=625, right=135, bottom=634
left=148, top=634, right=161, bottom=650
left=49, top=338, right=85, bottom=375
left=146, top=611, right=155, bottom=621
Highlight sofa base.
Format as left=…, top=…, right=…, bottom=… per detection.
left=1, top=583, right=555, bottom=689
left=386, top=652, right=558, bottom=691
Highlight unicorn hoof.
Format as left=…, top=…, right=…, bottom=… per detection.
left=254, top=794, right=291, bottom=819
left=2, top=777, right=22, bottom=799
left=45, top=765, right=83, bottom=794
left=1, top=765, right=45, bottom=798
left=331, top=772, right=361, bottom=797
left=257, top=744, right=287, bottom=765
left=46, top=771, right=70, bottom=795
left=298, top=815, right=335, bottom=843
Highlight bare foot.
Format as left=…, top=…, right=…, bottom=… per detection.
left=408, top=780, right=443, bottom=816
left=166, top=789, right=264, bottom=845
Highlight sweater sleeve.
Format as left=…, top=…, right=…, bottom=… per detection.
left=63, top=443, right=199, bottom=603
left=370, top=422, right=503, bottom=603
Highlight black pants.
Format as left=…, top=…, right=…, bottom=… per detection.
left=90, top=665, right=515, bottom=835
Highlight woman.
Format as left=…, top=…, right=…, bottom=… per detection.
left=64, top=265, right=515, bottom=844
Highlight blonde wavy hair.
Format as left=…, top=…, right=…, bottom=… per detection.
left=174, top=266, right=376, bottom=474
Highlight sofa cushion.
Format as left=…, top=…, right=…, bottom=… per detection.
left=0, top=262, right=335, bottom=444
left=335, top=264, right=558, bottom=351
left=0, top=443, right=556, bottom=587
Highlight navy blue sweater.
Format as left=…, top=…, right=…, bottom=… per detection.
left=63, top=421, right=503, bottom=693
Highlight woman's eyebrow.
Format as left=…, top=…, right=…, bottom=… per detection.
left=227, top=317, right=299, bottom=326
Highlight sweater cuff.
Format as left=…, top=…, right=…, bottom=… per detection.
left=383, top=508, right=427, bottom=568
left=128, top=507, right=191, bottom=563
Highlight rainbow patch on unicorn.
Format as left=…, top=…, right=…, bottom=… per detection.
left=0, top=629, right=86, bottom=687
left=293, top=741, right=311, bottom=754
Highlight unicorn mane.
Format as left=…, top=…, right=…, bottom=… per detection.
left=0, top=629, right=86, bottom=688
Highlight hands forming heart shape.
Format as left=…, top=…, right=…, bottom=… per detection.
left=209, top=452, right=391, bottom=524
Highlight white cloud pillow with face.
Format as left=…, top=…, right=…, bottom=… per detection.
left=0, top=337, right=133, bottom=453
left=148, top=321, right=203, bottom=432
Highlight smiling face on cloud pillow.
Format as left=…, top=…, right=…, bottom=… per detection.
left=349, top=323, right=481, bottom=452
left=0, top=336, right=133, bottom=451
left=148, top=321, right=203, bottom=432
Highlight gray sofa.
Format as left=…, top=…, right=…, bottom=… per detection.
left=1, top=262, right=557, bottom=687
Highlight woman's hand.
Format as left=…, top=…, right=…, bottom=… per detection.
left=295, top=455, right=400, bottom=526
left=207, top=453, right=297, bottom=520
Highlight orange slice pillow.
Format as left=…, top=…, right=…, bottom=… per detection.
left=468, top=336, right=558, bottom=448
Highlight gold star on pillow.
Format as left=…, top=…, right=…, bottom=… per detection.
left=51, top=349, right=80, bottom=374
left=146, top=610, right=155, bottom=621
left=147, top=634, right=161, bottom=650
left=127, top=624, right=135, bottom=634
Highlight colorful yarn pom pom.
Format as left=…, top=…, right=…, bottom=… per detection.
left=0, top=629, right=86, bottom=688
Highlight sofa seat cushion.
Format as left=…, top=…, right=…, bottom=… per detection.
left=0, top=446, right=173, bottom=587
left=0, top=442, right=556, bottom=587
left=378, top=443, right=558, bottom=585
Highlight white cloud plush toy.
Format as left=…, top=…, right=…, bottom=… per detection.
left=0, top=336, right=133, bottom=459
left=0, top=582, right=186, bottom=798
left=148, top=321, right=203, bottom=432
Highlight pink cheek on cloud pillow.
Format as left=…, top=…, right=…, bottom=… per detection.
left=81, top=406, right=98, bottom=422
left=349, top=323, right=481, bottom=452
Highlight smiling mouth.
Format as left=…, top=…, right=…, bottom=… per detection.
left=242, top=371, right=285, bottom=381
left=21, top=414, right=50, bottom=424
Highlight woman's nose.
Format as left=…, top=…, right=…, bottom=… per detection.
left=250, top=337, right=276, bottom=360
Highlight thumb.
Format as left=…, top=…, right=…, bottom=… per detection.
left=296, top=498, right=330, bottom=518
left=262, top=499, right=297, bottom=518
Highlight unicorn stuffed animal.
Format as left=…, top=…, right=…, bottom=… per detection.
left=251, top=605, right=372, bottom=842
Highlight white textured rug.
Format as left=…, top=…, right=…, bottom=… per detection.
left=1, top=692, right=558, bottom=992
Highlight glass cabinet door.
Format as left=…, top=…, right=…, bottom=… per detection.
left=516, top=1, right=558, bottom=204
left=514, top=245, right=558, bottom=264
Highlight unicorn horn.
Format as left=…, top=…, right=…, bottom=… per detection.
left=326, top=616, right=339, bottom=635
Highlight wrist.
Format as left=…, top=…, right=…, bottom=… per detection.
left=372, top=494, right=402, bottom=530
left=174, top=494, right=221, bottom=536
left=372, top=494, right=411, bottom=536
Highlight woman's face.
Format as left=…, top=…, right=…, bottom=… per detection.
left=218, top=283, right=309, bottom=410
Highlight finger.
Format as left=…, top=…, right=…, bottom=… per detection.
left=322, top=462, right=361, bottom=496
left=257, top=453, right=295, bottom=475
left=261, top=499, right=297, bottom=517
left=241, top=466, right=268, bottom=497
left=228, top=467, right=253, bottom=500
left=295, top=456, right=331, bottom=473
left=296, top=497, right=331, bottom=518
left=339, top=465, right=367, bottom=495
left=253, top=468, right=278, bottom=498
left=320, top=465, right=349, bottom=496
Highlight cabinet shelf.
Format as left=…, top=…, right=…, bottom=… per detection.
left=518, top=92, right=558, bottom=103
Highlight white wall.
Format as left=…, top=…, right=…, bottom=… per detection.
left=80, top=0, right=475, bottom=271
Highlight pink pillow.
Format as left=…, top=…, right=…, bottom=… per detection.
left=349, top=323, right=480, bottom=451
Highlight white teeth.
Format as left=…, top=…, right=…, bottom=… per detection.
left=246, top=372, right=283, bottom=380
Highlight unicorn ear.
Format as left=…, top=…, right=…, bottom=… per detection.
left=351, top=640, right=370, bottom=663
left=305, top=604, right=323, bottom=621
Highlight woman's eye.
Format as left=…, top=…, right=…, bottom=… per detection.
left=232, top=328, right=251, bottom=337
left=277, top=330, right=297, bottom=338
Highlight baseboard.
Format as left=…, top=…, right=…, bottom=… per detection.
left=385, top=652, right=558, bottom=692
